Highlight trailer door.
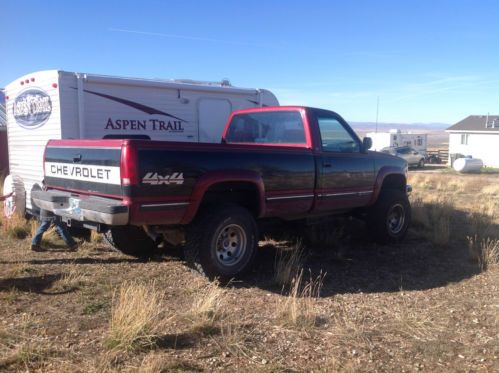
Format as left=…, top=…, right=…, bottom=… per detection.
left=198, top=98, right=231, bottom=143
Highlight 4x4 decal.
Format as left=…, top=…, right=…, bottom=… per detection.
left=142, top=172, right=184, bottom=185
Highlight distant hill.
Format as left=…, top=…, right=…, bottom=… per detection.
left=349, top=121, right=450, bottom=133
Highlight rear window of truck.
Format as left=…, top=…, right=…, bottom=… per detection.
left=225, top=111, right=306, bottom=145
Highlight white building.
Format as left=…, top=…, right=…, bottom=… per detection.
left=366, top=129, right=427, bottom=154
left=446, top=115, right=499, bottom=168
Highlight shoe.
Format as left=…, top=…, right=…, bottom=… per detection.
left=68, top=243, right=79, bottom=251
left=31, top=245, right=46, bottom=252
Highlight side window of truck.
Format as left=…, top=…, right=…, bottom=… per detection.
left=317, top=116, right=360, bottom=153
left=226, top=111, right=306, bottom=145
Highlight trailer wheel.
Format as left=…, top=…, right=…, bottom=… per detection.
left=105, top=226, right=156, bottom=259
left=184, top=205, right=258, bottom=279
left=367, top=189, right=411, bottom=243
left=2, top=175, right=26, bottom=218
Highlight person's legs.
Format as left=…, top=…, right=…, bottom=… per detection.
left=31, top=220, right=51, bottom=246
left=54, top=222, right=77, bottom=248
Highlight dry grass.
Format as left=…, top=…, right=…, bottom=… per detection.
left=467, top=236, right=499, bottom=271
left=410, top=197, right=430, bottom=228
left=90, top=229, right=104, bottom=244
left=409, top=173, right=492, bottom=194
left=5, top=261, right=36, bottom=278
left=274, top=241, right=304, bottom=288
left=411, top=197, right=453, bottom=247
left=0, top=314, right=52, bottom=370
left=0, top=180, right=30, bottom=240
left=468, top=203, right=498, bottom=239
left=427, top=198, right=453, bottom=247
left=51, top=265, right=89, bottom=291
left=138, top=354, right=201, bottom=373
left=138, top=352, right=169, bottom=373
left=189, top=280, right=227, bottom=334
left=105, top=281, right=168, bottom=352
left=277, top=269, right=326, bottom=329
left=481, top=183, right=499, bottom=196
left=388, top=297, right=445, bottom=342
left=1, top=214, right=31, bottom=240
left=0, top=170, right=498, bottom=371
left=0, top=341, right=48, bottom=369
left=0, top=287, right=21, bottom=303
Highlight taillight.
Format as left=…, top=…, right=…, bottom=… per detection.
left=121, top=142, right=139, bottom=186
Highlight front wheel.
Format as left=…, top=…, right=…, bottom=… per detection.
left=418, top=159, right=425, bottom=168
left=184, top=205, right=258, bottom=279
left=367, top=189, right=411, bottom=243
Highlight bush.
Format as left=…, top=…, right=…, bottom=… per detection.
left=105, top=281, right=168, bottom=351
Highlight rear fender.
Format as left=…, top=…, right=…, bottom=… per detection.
left=181, top=170, right=265, bottom=224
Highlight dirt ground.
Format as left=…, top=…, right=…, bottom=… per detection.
left=0, top=171, right=498, bottom=372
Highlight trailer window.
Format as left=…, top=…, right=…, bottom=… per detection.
left=226, top=111, right=306, bottom=145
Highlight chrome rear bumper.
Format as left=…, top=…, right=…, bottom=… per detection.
left=32, top=190, right=128, bottom=226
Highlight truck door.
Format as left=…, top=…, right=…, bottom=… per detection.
left=198, top=99, right=232, bottom=143
left=312, top=109, right=375, bottom=212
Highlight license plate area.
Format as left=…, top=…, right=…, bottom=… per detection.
left=68, top=198, right=82, bottom=216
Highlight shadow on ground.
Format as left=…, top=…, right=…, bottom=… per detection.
left=234, top=207, right=496, bottom=297
left=0, top=257, right=138, bottom=266
left=0, top=273, right=75, bottom=295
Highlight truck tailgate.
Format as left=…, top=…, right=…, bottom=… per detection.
left=44, top=140, right=124, bottom=197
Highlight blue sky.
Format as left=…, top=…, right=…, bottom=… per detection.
left=1, top=0, right=498, bottom=124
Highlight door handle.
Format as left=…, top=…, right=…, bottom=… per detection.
left=323, top=161, right=332, bottom=168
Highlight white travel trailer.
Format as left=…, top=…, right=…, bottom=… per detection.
left=367, top=129, right=428, bottom=154
left=2, top=70, right=279, bottom=217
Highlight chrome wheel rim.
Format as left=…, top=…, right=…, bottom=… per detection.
left=387, top=203, right=405, bottom=235
left=215, top=224, right=247, bottom=267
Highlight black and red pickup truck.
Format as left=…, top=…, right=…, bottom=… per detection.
left=33, top=106, right=411, bottom=278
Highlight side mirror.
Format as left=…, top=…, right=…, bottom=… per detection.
left=362, top=137, right=372, bottom=152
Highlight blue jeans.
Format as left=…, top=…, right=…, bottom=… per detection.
left=31, top=220, right=76, bottom=247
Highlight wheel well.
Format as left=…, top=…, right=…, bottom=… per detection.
left=201, top=182, right=260, bottom=216
left=380, top=174, right=406, bottom=193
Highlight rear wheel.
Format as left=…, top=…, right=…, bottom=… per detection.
left=105, top=226, right=156, bottom=259
left=367, top=189, right=411, bottom=243
left=184, top=205, right=258, bottom=279
left=418, top=159, right=425, bottom=168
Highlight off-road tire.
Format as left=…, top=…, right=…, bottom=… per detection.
left=184, top=205, right=258, bottom=279
left=104, top=226, right=156, bottom=259
left=367, top=189, right=411, bottom=243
